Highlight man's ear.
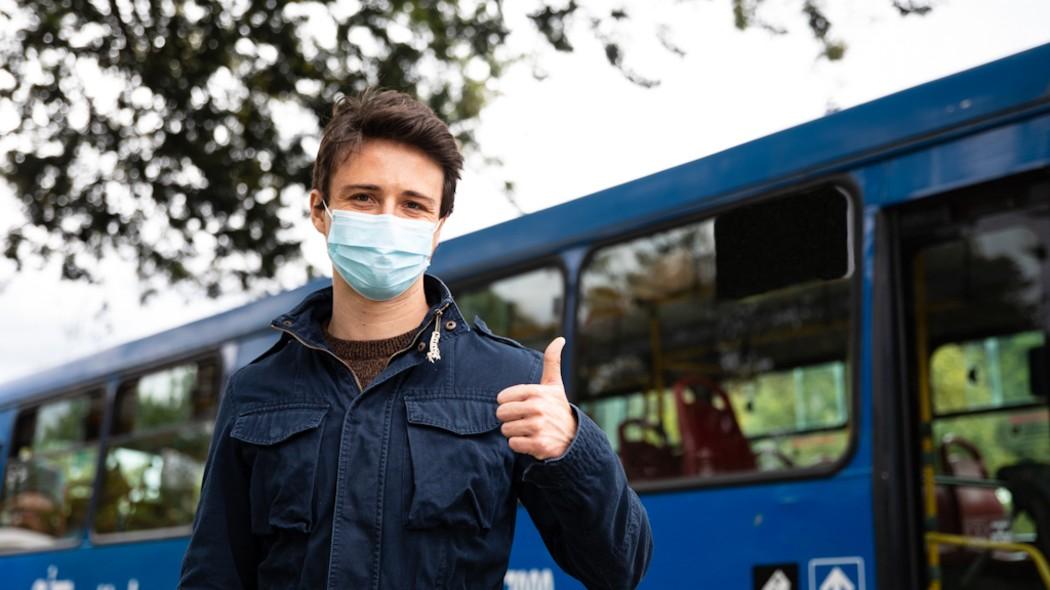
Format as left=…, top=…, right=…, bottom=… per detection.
left=309, top=189, right=328, bottom=236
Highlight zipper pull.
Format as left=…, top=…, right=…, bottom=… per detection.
left=426, top=309, right=443, bottom=363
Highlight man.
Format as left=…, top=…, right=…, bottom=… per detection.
left=179, top=89, right=652, bottom=589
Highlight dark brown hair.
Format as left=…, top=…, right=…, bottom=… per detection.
left=311, top=88, right=463, bottom=218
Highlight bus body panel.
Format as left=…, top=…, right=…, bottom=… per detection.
left=860, top=113, right=1050, bottom=208
left=2, top=538, right=188, bottom=589
left=509, top=468, right=877, bottom=589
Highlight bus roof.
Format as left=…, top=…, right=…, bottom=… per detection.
left=431, top=42, right=1050, bottom=282
left=2, top=42, right=1048, bottom=407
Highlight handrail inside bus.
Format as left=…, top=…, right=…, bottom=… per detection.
left=925, top=532, right=1050, bottom=589
left=932, top=475, right=1007, bottom=489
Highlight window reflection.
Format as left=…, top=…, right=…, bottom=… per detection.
left=94, top=425, right=212, bottom=535
left=0, top=391, right=103, bottom=551
left=113, top=363, right=209, bottom=436
left=455, top=267, right=564, bottom=352
left=577, top=196, right=853, bottom=484
left=932, top=332, right=1046, bottom=415
left=94, top=358, right=219, bottom=536
left=726, top=362, right=850, bottom=470
left=915, top=225, right=1050, bottom=546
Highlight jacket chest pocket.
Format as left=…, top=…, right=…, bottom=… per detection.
left=403, top=397, right=512, bottom=531
left=230, top=404, right=329, bottom=535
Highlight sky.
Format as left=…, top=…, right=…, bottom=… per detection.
left=1, top=0, right=1050, bottom=385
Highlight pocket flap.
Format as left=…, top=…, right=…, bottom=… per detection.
left=231, top=404, right=329, bottom=445
left=405, top=397, right=500, bottom=435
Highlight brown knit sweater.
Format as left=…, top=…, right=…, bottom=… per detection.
left=322, top=320, right=417, bottom=388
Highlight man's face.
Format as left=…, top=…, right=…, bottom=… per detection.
left=310, top=137, right=446, bottom=252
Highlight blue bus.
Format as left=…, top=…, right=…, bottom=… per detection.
left=2, top=43, right=1049, bottom=590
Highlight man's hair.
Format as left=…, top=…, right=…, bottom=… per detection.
left=312, top=88, right=463, bottom=218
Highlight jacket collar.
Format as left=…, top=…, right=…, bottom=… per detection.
left=269, top=273, right=470, bottom=354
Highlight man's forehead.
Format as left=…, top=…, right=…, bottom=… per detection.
left=331, top=140, right=442, bottom=182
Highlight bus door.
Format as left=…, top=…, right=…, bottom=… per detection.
left=898, top=174, right=1050, bottom=590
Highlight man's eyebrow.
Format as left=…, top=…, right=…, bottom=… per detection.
left=336, top=183, right=381, bottom=194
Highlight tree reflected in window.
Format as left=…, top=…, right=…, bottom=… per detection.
left=577, top=191, right=854, bottom=484
left=0, top=391, right=103, bottom=551
left=94, top=358, right=219, bottom=536
left=455, top=267, right=564, bottom=353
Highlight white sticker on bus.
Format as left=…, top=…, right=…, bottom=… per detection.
left=96, top=580, right=139, bottom=590
left=504, top=568, right=554, bottom=590
left=808, top=556, right=865, bottom=590
left=762, top=569, right=793, bottom=590
left=31, top=565, right=73, bottom=590
left=28, top=566, right=140, bottom=590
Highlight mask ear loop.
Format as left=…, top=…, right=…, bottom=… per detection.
left=321, top=200, right=337, bottom=244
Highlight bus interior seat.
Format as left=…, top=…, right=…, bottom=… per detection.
left=673, top=376, right=756, bottom=476
left=937, top=434, right=1010, bottom=542
left=617, top=418, right=679, bottom=481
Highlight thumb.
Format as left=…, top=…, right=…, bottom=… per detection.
left=541, top=337, right=565, bottom=386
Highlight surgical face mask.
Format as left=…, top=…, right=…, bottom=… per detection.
left=322, top=201, right=437, bottom=301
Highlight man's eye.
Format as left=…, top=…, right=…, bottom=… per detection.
left=350, top=193, right=371, bottom=202
left=405, top=201, right=423, bottom=210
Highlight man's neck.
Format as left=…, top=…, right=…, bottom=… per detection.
left=327, top=274, right=431, bottom=341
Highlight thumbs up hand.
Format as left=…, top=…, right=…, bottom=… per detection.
left=496, top=337, right=578, bottom=461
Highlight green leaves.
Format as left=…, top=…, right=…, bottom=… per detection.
left=1, top=0, right=511, bottom=300
left=529, top=2, right=579, bottom=52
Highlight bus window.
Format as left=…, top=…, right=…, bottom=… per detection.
left=0, top=390, right=104, bottom=551
left=930, top=331, right=1049, bottom=541
left=932, top=330, right=1046, bottom=415
left=725, top=361, right=850, bottom=471
left=577, top=187, right=854, bottom=484
left=93, top=357, right=220, bottom=537
left=910, top=220, right=1050, bottom=582
left=454, top=267, right=564, bottom=352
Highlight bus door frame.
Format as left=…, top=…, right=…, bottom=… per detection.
left=875, top=173, right=1050, bottom=590
left=872, top=204, right=926, bottom=590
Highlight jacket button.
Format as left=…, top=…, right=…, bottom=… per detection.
left=417, top=341, right=426, bottom=352
left=444, top=320, right=457, bottom=331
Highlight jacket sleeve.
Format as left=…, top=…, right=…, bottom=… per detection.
left=179, top=371, right=260, bottom=589
left=515, top=384, right=654, bottom=588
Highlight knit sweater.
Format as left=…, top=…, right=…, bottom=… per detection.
left=322, top=320, right=418, bottom=389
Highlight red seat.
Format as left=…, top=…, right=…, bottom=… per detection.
left=617, top=418, right=679, bottom=481
left=936, top=435, right=1010, bottom=540
left=673, top=376, right=756, bottom=476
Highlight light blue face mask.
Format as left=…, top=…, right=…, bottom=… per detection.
left=323, top=201, right=437, bottom=301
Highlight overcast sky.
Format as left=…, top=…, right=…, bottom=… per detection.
left=2, top=0, right=1049, bottom=385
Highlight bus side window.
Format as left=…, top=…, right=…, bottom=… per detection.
left=577, top=187, right=854, bottom=485
left=916, top=226, right=1050, bottom=543
left=0, top=389, right=104, bottom=551
left=93, top=357, right=220, bottom=537
left=454, top=267, right=564, bottom=353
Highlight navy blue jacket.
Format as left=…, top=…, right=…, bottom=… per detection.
left=179, top=275, right=652, bottom=589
